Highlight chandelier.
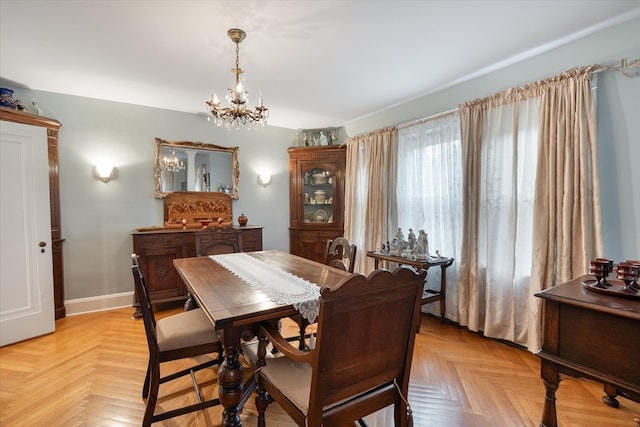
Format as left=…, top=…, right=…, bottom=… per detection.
left=205, top=28, right=269, bottom=130
left=162, top=148, right=185, bottom=172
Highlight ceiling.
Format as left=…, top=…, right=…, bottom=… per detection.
left=1, top=1, right=639, bottom=130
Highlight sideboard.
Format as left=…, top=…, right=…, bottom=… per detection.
left=535, top=275, right=639, bottom=427
left=131, top=226, right=262, bottom=317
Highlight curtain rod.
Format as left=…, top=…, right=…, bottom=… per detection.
left=593, top=58, right=639, bottom=77
left=396, top=108, right=459, bottom=130
left=399, top=58, right=638, bottom=130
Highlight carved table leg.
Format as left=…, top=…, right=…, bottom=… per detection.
left=602, top=383, right=620, bottom=408
left=439, top=264, right=448, bottom=323
left=219, top=327, right=244, bottom=427
left=540, top=360, right=560, bottom=427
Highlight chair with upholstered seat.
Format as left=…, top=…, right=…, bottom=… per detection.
left=252, top=266, right=426, bottom=427
left=131, top=254, right=222, bottom=427
left=325, top=237, right=357, bottom=273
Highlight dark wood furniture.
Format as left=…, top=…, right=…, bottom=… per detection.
left=173, top=250, right=351, bottom=427
left=131, top=226, right=262, bottom=317
left=131, top=254, right=222, bottom=426
left=195, top=226, right=243, bottom=256
left=0, top=107, right=66, bottom=319
left=289, top=236, right=358, bottom=347
left=367, top=251, right=454, bottom=321
left=252, top=267, right=426, bottom=427
left=535, top=275, right=640, bottom=427
left=185, top=226, right=244, bottom=311
left=132, top=190, right=262, bottom=316
left=288, top=146, right=346, bottom=263
left=325, top=237, right=357, bottom=273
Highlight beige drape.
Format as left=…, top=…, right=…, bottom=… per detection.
left=344, top=127, right=398, bottom=274
left=527, top=66, right=603, bottom=350
left=459, top=66, right=603, bottom=352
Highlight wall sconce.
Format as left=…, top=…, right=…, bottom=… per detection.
left=257, top=173, right=271, bottom=188
left=95, top=164, right=115, bottom=183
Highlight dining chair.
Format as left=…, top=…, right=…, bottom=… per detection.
left=325, top=237, right=357, bottom=273
left=194, top=226, right=243, bottom=256
left=131, top=254, right=222, bottom=427
left=184, top=226, right=244, bottom=310
left=290, top=237, right=358, bottom=348
left=251, top=266, right=427, bottom=427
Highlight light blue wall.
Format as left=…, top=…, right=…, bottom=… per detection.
left=0, top=88, right=295, bottom=299
left=344, top=17, right=640, bottom=261
left=2, top=17, right=638, bottom=302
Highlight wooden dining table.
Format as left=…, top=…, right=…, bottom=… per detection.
left=173, top=250, right=350, bottom=427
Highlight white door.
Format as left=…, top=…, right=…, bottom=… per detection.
left=0, top=120, right=55, bottom=347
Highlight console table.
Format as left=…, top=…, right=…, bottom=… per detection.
left=366, top=251, right=454, bottom=321
left=535, top=275, right=640, bottom=427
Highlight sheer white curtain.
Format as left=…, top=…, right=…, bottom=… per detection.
left=472, top=98, right=539, bottom=345
left=397, top=111, right=463, bottom=321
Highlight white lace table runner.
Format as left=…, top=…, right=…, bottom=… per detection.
left=210, top=252, right=320, bottom=322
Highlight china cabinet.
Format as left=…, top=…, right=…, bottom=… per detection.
left=0, top=107, right=66, bottom=320
left=288, top=146, right=346, bottom=262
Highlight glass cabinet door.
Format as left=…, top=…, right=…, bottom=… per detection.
left=302, top=166, right=336, bottom=225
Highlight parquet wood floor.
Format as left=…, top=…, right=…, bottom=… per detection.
left=1, top=306, right=638, bottom=426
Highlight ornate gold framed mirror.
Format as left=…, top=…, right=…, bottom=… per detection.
left=153, top=138, right=239, bottom=199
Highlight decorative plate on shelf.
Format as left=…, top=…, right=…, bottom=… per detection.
left=314, top=209, right=328, bottom=222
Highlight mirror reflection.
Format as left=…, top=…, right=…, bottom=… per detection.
left=153, top=138, right=239, bottom=199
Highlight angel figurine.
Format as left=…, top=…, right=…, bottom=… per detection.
left=319, top=131, right=328, bottom=146
left=408, top=229, right=417, bottom=251
left=418, top=229, right=429, bottom=257
left=330, top=131, right=337, bottom=145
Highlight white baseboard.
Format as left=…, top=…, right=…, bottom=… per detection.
left=64, top=291, right=135, bottom=316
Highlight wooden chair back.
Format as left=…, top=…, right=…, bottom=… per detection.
left=195, top=226, right=243, bottom=256
left=309, top=267, right=424, bottom=422
left=325, top=237, right=357, bottom=273
left=131, top=253, right=222, bottom=426
left=256, top=266, right=426, bottom=426
left=131, top=254, right=160, bottom=363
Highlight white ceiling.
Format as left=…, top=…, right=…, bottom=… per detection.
left=1, top=1, right=639, bottom=129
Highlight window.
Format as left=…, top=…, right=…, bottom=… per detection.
left=397, top=111, right=463, bottom=320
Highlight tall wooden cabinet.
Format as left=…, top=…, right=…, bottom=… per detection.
left=288, top=146, right=346, bottom=263
left=0, top=107, right=66, bottom=319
